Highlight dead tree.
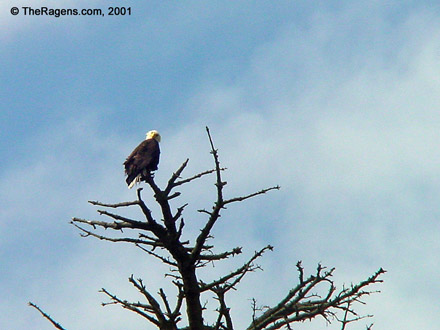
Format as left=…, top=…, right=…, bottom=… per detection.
left=30, top=127, right=385, bottom=330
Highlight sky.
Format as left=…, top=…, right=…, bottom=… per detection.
left=1, top=1, right=440, bottom=329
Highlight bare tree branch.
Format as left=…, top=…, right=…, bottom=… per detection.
left=223, top=186, right=280, bottom=205
left=88, top=200, right=139, bottom=208
left=136, top=243, right=178, bottom=267
left=212, top=289, right=234, bottom=330
left=191, top=128, right=279, bottom=265
left=28, top=302, right=67, bottom=330
left=247, top=267, right=386, bottom=330
left=129, top=276, right=169, bottom=325
left=71, top=221, right=160, bottom=246
left=199, top=247, right=242, bottom=261
left=200, top=246, right=273, bottom=293
left=190, top=128, right=226, bottom=263
left=71, top=216, right=153, bottom=231
left=165, top=159, right=190, bottom=193
left=100, top=287, right=161, bottom=326
left=174, top=167, right=226, bottom=188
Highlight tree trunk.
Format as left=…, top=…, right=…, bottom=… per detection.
left=180, top=262, right=204, bottom=330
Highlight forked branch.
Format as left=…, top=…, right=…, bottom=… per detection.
left=200, top=245, right=273, bottom=293
left=247, top=266, right=386, bottom=330
left=191, top=128, right=279, bottom=264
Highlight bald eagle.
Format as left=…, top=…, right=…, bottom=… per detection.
left=124, top=130, right=161, bottom=189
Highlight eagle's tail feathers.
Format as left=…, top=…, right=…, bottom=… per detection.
left=127, top=174, right=141, bottom=189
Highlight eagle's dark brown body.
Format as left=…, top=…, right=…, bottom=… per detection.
left=124, top=138, right=160, bottom=188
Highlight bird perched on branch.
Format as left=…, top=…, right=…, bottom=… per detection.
left=124, top=130, right=161, bottom=189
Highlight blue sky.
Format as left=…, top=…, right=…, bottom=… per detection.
left=2, top=1, right=440, bottom=329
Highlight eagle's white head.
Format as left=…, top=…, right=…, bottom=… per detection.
left=146, top=130, right=161, bottom=143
